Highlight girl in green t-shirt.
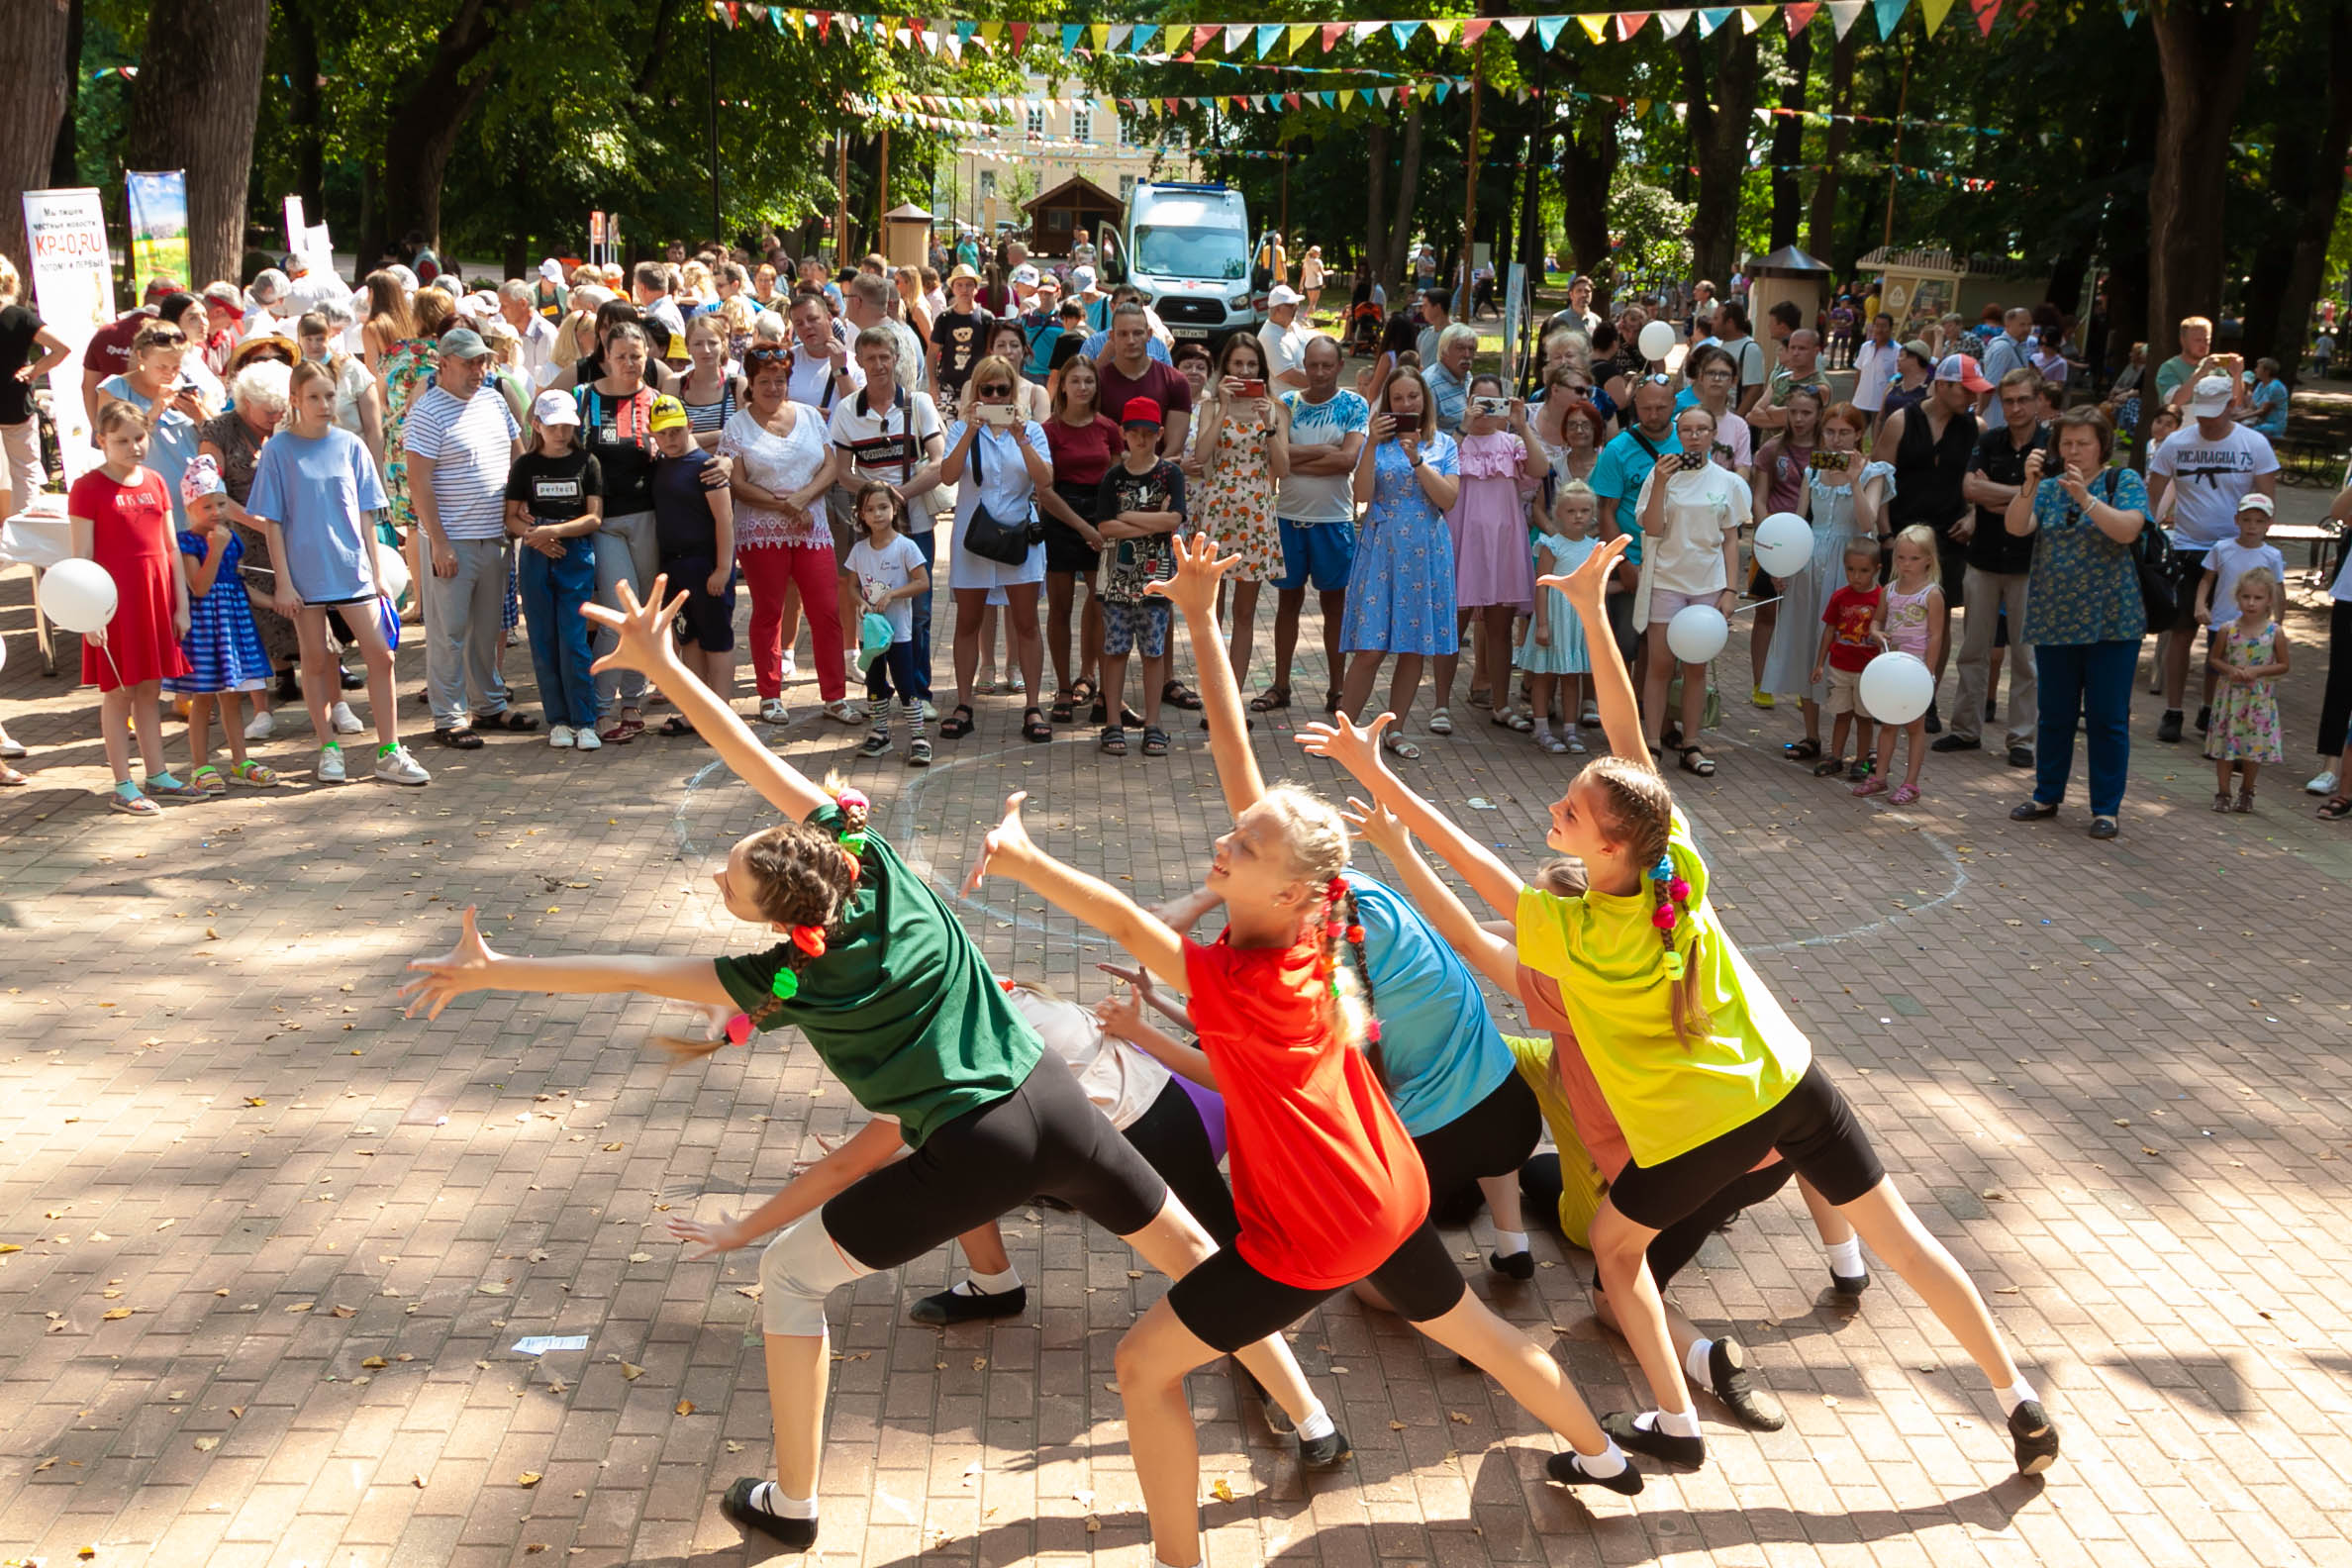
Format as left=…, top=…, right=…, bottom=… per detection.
left=1299, top=534, right=2060, bottom=1483
left=400, top=573, right=1326, bottom=1554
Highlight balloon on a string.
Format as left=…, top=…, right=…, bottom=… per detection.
left=1637, top=321, right=1678, bottom=363
left=39, top=559, right=119, bottom=636
left=1665, top=604, right=1728, bottom=664
left=1752, top=512, right=1812, bottom=578
left=1860, top=651, right=1935, bottom=725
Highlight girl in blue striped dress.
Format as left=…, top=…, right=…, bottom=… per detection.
left=166, top=457, right=281, bottom=789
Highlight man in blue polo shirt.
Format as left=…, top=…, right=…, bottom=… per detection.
left=1590, top=375, right=1683, bottom=668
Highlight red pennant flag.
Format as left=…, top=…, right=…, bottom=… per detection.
left=1615, top=11, right=1650, bottom=38
left=1970, top=0, right=2001, bottom=32
left=815, top=11, right=831, bottom=40
left=1007, top=20, right=1028, bottom=47
left=1460, top=17, right=1495, bottom=45
left=1285, top=91, right=1302, bottom=108
left=1164, top=97, right=1181, bottom=114
left=1193, top=23, right=1218, bottom=49
left=1784, top=1, right=1820, bottom=29
left=1322, top=21, right=1346, bottom=49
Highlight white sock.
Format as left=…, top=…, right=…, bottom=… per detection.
left=1634, top=1407, right=1701, bottom=1439
left=1156, top=1557, right=1203, bottom=1568
left=1684, top=1337, right=1715, bottom=1386
left=1566, top=1439, right=1627, bottom=1479
left=951, top=1265, right=1021, bottom=1296
left=1824, top=1235, right=1865, bottom=1279
left=1295, top=1400, right=1336, bottom=1442
left=1493, top=1229, right=1529, bottom=1255
left=1996, top=1379, right=2040, bottom=1418
left=749, top=1482, right=818, bottom=1519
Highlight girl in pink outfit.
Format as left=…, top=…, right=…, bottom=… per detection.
left=1433, top=374, right=1550, bottom=735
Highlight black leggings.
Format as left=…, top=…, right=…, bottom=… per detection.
left=2319, top=598, right=2352, bottom=760
left=1414, top=1068, right=1544, bottom=1219
left=1605, top=1061, right=1886, bottom=1233
left=1121, top=1077, right=1239, bottom=1248
left=1168, top=1222, right=1468, bottom=1354
left=1520, top=1154, right=1796, bottom=1291
left=823, top=1054, right=1169, bottom=1272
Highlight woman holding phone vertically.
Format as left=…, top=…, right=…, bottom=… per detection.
left=1631, top=404, right=1749, bottom=776
left=1191, top=332, right=1290, bottom=709
left=1336, top=367, right=1460, bottom=758
left=937, top=354, right=1053, bottom=744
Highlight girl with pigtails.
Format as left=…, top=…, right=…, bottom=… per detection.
left=967, top=534, right=1644, bottom=1568
left=401, top=574, right=1334, bottom=1555
left=1300, top=534, right=2062, bottom=1484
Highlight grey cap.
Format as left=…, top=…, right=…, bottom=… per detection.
left=437, top=327, right=493, bottom=359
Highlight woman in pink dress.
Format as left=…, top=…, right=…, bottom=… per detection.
left=1431, top=374, right=1548, bottom=735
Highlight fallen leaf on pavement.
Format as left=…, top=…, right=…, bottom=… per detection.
left=517, top=1471, right=542, bottom=1487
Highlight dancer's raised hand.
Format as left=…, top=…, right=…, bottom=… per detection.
left=1297, top=710, right=1395, bottom=786
left=400, top=906, right=502, bottom=1020
left=963, top=792, right=1036, bottom=895
left=582, top=574, right=689, bottom=681
left=665, top=1210, right=748, bottom=1260
left=1340, top=794, right=1411, bottom=859
left=1144, top=530, right=1238, bottom=619
left=1536, top=533, right=1628, bottom=612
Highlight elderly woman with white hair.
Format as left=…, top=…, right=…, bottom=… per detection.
left=244, top=268, right=292, bottom=341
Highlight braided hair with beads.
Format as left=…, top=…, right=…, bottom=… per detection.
left=1314, top=875, right=1386, bottom=1086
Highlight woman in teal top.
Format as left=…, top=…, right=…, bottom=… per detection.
left=399, top=575, right=1320, bottom=1556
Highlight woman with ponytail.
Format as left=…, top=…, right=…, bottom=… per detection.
left=968, top=534, right=1640, bottom=1568
left=1301, top=534, right=2062, bottom=1487
left=401, top=573, right=1327, bottom=1556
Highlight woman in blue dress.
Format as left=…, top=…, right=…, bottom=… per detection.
left=1337, top=367, right=1460, bottom=760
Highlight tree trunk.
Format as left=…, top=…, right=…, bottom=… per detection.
left=124, top=0, right=269, bottom=285
left=1559, top=101, right=1622, bottom=299
left=2046, top=251, right=2090, bottom=318
left=1676, top=23, right=1762, bottom=287
left=363, top=0, right=532, bottom=265
left=2144, top=0, right=2268, bottom=446
left=1519, top=118, right=1548, bottom=278
left=1806, top=28, right=1859, bottom=267
left=0, top=0, right=75, bottom=268
left=1365, top=112, right=1390, bottom=298
left=2247, top=0, right=2352, bottom=383
left=50, top=0, right=83, bottom=188
left=1768, top=27, right=1812, bottom=252
left=284, top=0, right=324, bottom=215
left=1385, top=102, right=1426, bottom=289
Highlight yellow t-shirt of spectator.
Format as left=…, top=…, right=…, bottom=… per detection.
left=1515, top=809, right=1811, bottom=1168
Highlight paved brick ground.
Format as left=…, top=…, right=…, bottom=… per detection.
left=3, top=544, right=2351, bottom=1568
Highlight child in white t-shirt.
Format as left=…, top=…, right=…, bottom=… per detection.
left=2193, top=494, right=2288, bottom=739
left=844, top=481, right=932, bottom=766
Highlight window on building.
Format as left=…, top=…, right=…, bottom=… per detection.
left=1119, top=175, right=1136, bottom=200
left=1027, top=106, right=1046, bottom=137
left=1073, top=108, right=1092, bottom=143
left=980, top=171, right=997, bottom=200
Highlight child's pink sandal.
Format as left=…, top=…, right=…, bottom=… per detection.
left=1889, top=783, right=1920, bottom=805
left=1851, top=777, right=1888, bottom=798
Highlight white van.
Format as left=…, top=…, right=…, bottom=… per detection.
left=1100, top=181, right=1258, bottom=343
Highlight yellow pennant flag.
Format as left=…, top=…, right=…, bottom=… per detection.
left=1164, top=22, right=1186, bottom=50
left=1090, top=23, right=1108, bottom=47
left=1740, top=5, right=1772, bottom=29
left=976, top=19, right=1001, bottom=42
left=1425, top=16, right=1459, bottom=42
left=1286, top=21, right=1316, bottom=53
left=1919, top=0, right=1956, bottom=31
left=1577, top=13, right=1610, bottom=42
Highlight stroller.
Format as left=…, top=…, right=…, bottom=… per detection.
left=1346, top=296, right=1385, bottom=354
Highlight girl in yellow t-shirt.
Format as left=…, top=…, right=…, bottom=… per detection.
left=1299, top=533, right=2060, bottom=1484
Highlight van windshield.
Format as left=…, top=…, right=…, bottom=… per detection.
left=1133, top=224, right=1247, bottom=281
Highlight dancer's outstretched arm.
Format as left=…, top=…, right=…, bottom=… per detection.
left=1343, top=797, right=1522, bottom=995
left=1537, top=534, right=1645, bottom=766
left=1097, top=986, right=1216, bottom=1090
left=401, top=906, right=735, bottom=1017
left=965, top=793, right=1187, bottom=991
left=1147, top=533, right=1262, bottom=816
left=667, top=1117, right=907, bottom=1257
left=1299, top=712, right=1524, bottom=921
left=582, top=575, right=833, bottom=822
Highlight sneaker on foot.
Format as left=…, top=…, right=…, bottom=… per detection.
left=907, top=1283, right=1027, bottom=1326
left=1543, top=1448, right=1645, bottom=1496
left=316, top=743, right=346, bottom=783
left=2157, top=708, right=2184, bottom=742
left=330, top=700, right=363, bottom=735
left=1922, top=703, right=1942, bottom=735
left=1929, top=733, right=1980, bottom=752
left=245, top=708, right=276, bottom=741
left=907, top=737, right=931, bottom=767
left=548, top=724, right=576, bottom=749
left=1707, top=1338, right=1785, bottom=1431
left=573, top=727, right=602, bottom=751
left=1602, top=1409, right=1704, bottom=1468
left=2308, top=769, right=2340, bottom=796
left=2009, top=1399, right=2061, bottom=1475
left=857, top=730, right=890, bottom=758
left=920, top=699, right=938, bottom=723
left=373, top=744, right=432, bottom=786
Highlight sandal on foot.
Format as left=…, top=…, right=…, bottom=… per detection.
left=1099, top=726, right=1127, bottom=756
left=1162, top=680, right=1204, bottom=711
left=1784, top=737, right=1822, bottom=760
left=1426, top=708, right=1454, bottom=735
left=2211, top=792, right=2233, bottom=813
left=1812, top=756, right=1848, bottom=777
left=1890, top=783, right=1920, bottom=805
left=658, top=715, right=696, bottom=737
left=0, top=763, right=26, bottom=786
left=189, top=764, right=228, bottom=796
left=1141, top=726, right=1170, bottom=757
left=600, top=715, right=645, bottom=743
left=1381, top=731, right=1421, bottom=761
left=1023, top=707, right=1052, bottom=742
left=1536, top=732, right=1570, bottom=755
left=107, top=782, right=161, bottom=817
left=939, top=705, right=976, bottom=738
left=1067, top=677, right=1097, bottom=712
left=2233, top=789, right=2255, bottom=814
left=1677, top=744, right=1716, bottom=777
left=1323, top=686, right=1344, bottom=715
left=1249, top=686, right=1292, bottom=713
left=1852, top=777, right=1888, bottom=798
left=2319, top=795, right=2352, bottom=821
left=1049, top=691, right=1077, bottom=723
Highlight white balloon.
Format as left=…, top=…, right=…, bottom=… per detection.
left=1860, top=651, right=1935, bottom=725
left=1752, top=511, right=1813, bottom=578
left=376, top=540, right=412, bottom=607
left=0, top=631, right=7, bottom=675
left=1665, top=604, right=1728, bottom=664
left=39, top=558, right=120, bottom=636
left=1637, top=320, right=1678, bottom=363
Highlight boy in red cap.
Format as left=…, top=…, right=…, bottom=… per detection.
left=1092, top=397, right=1187, bottom=757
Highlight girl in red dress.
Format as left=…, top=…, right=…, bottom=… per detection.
left=69, top=400, right=195, bottom=817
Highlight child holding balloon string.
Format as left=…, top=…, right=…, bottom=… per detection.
left=66, top=398, right=197, bottom=816
left=1854, top=525, right=1946, bottom=805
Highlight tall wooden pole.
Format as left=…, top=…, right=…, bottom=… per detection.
left=1881, top=45, right=1912, bottom=248
left=1459, top=36, right=1486, bottom=299
left=877, top=126, right=892, bottom=240
left=834, top=132, right=851, bottom=263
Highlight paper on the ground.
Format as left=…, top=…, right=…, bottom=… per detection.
left=511, top=1334, right=591, bottom=1355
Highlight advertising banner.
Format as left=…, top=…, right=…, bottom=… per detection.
left=20, top=187, right=116, bottom=485
left=125, top=169, right=190, bottom=291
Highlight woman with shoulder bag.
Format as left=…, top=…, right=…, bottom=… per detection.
left=937, top=354, right=1052, bottom=742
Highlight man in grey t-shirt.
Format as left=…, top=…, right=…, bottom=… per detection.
left=1267, top=336, right=1368, bottom=714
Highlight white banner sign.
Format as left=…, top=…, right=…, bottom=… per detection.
left=21, top=187, right=116, bottom=487
left=283, top=194, right=307, bottom=258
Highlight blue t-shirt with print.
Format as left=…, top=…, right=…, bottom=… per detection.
left=1346, top=872, right=1515, bottom=1138
left=1589, top=424, right=1686, bottom=565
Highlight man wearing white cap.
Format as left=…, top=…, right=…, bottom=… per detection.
left=533, top=258, right=569, bottom=323
left=1258, top=284, right=1311, bottom=392
left=2145, top=373, right=2279, bottom=742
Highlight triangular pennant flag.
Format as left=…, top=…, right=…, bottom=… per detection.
left=1426, top=17, right=1461, bottom=44
left=1617, top=11, right=1651, bottom=39
left=1740, top=5, right=1772, bottom=30
left=2119, top=4, right=2138, bottom=24
left=1378, top=84, right=1398, bottom=104
left=1826, top=0, right=1867, bottom=35
left=1872, top=0, right=1911, bottom=36
left=1163, top=22, right=1186, bottom=49
left=1285, top=91, right=1302, bottom=108
left=1392, top=19, right=1422, bottom=46
left=1968, top=0, right=1999, bottom=31
left=1006, top=21, right=1028, bottom=48
left=1919, top=0, right=1954, bottom=31
left=1320, top=89, right=1337, bottom=106
left=1578, top=13, right=1611, bottom=42
left=1460, top=17, right=1494, bottom=45
left=1352, top=19, right=1384, bottom=42
left=1697, top=8, right=1733, bottom=36
left=1536, top=14, right=1570, bottom=46
left=1105, top=22, right=1128, bottom=48
left=975, top=18, right=999, bottom=41
left=1433, top=80, right=1453, bottom=101
left=721, top=3, right=737, bottom=28
left=1631, top=96, right=1651, bottom=117
left=1254, top=22, right=1283, bottom=55
left=773, top=8, right=788, bottom=31
left=1287, top=22, right=1317, bottom=53
left=1653, top=9, right=1693, bottom=35
left=1323, top=22, right=1347, bottom=49
left=1225, top=23, right=1249, bottom=50
left=1501, top=16, right=1532, bottom=37
left=1784, top=1, right=1820, bottom=29
left=1191, top=24, right=1217, bottom=51
left=816, top=10, right=832, bottom=40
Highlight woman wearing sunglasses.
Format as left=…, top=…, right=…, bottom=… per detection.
left=937, top=355, right=1053, bottom=742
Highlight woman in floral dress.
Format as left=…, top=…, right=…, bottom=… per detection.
left=1336, top=366, right=1459, bottom=759
left=1187, top=332, right=1288, bottom=699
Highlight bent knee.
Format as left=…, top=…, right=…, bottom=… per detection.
left=757, top=1215, right=867, bottom=1337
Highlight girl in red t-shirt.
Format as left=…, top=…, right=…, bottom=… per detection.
left=68, top=400, right=196, bottom=816
left=967, top=534, right=1636, bottom=1568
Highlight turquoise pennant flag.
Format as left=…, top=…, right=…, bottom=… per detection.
left=1873, top=0, right=1911, bottom=36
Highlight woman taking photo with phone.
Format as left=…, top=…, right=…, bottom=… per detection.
left=1761, top=401, right=1891, bottom=765
left=1336, top=366, right=1460, bottom=758
left=937, top=354, right=1053, bottom=744
left=1190, top=332, right=1290, bottom=709
left=1631, top=404, right=1749, bottom=776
